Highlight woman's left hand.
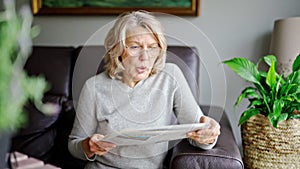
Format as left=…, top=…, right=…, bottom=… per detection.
left=187, top=116, right=220, bottom=144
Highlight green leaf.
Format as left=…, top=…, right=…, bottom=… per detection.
left=273, top=100, right=284, bottom=117
left=297, top=87, right=300, bottom=94
left=279, top=83, right=296, bottom=97
left=259, top=71, right=268, bottom=78
left=290, top=114, right=300, bottom=119
left=234, top=93, right=245, bottom=108
left=239, top=109, right=260, bottom=125
left=268, top=114, right=278, bottom=128
left=248, top=99, right=264, bottom=108
left=234, top=87, right=260, bottom=107
left=266, top=61, right=277, bottom=89
left=269, top=113, right=288, bottom=128
left=22, top=74, right=48, bottom=101
left=292, top=54, right=300, bottom=72
left=289, top=85, right=299, bottom=94
left=263, top=55, right=277, bottom=67
left=293, top=93, right=300, bottom=102
left=275, top=75, right=283, bottom=98
left=278, top=113, right=288, bottom=122
left=223, top=58, right=261, bottom=84
left=287, top=70, right=300, bottom=85
left=267, top=100, right=285, bottom=128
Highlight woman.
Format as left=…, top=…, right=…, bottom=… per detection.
left=68, top=10, right=220, bottom=169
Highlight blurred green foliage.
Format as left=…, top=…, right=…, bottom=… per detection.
left=0, top=0, right=53, bottom=132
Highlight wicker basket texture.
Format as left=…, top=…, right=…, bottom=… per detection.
left=242, top=114, right=300, bottom=169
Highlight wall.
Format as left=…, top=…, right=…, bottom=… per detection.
left=32, top=0, right=300, bottom=149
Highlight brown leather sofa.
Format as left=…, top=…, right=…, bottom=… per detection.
left=10, top=45, right=243, bottom=169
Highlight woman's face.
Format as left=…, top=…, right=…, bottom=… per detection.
left=121, top=26, right=160, bottom=87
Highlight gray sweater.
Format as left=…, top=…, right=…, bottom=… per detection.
left=68, top=63, right=216, bottom=169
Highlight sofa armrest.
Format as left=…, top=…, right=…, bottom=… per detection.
left=169, top=105, right=244, bottom=169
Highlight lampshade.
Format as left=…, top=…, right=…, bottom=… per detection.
left=269, top=17, right=300, bottom=76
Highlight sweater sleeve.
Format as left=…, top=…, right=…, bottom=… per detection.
left=68, top=77, right=98, bottom=160
left=170, top=64, right=217, bottom=150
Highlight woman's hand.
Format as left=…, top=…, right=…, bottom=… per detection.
left=187, top=116, right=221, bottom=144
left=82, top=134, right=116, bottom=158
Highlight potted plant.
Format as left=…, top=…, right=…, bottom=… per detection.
left=0, top=1, right=56, bottom=168
left=223, top=54, right=300, bottom=169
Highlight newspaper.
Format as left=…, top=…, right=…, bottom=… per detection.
left=101, top=123, right=209, bottom=146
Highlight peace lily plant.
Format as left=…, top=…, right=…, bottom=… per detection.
left=0, top=0, right=56, bottom=132
left=223, top=54, right=300, bottom=128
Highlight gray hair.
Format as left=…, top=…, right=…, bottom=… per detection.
left=104, top=10, right=167, bottom=79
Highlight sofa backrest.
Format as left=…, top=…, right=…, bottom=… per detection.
left=25, top=46, right=75, bottom=99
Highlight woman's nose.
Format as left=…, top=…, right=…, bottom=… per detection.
left=139, top=49, right=149, bottom=61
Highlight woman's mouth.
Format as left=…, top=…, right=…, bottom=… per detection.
left=136, top=66, right=147, bottom=74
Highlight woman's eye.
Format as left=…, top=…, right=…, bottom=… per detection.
left=130, top=46, right=140, bottom=49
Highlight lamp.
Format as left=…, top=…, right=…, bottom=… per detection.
left=269, top=17, right=300, bottom=76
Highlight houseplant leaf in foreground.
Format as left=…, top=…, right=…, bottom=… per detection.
left=223, top=58, right=261, bottom=84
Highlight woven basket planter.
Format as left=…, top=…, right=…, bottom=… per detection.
left=242, top=114, right=300, bottom=169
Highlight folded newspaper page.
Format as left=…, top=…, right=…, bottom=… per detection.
left=102, top=123, right=209, bottom=146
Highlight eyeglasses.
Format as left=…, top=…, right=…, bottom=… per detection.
left=126, top=45, right=161, bottom=57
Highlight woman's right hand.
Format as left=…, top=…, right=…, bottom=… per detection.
left=82, top=134, right=116, bottom=158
